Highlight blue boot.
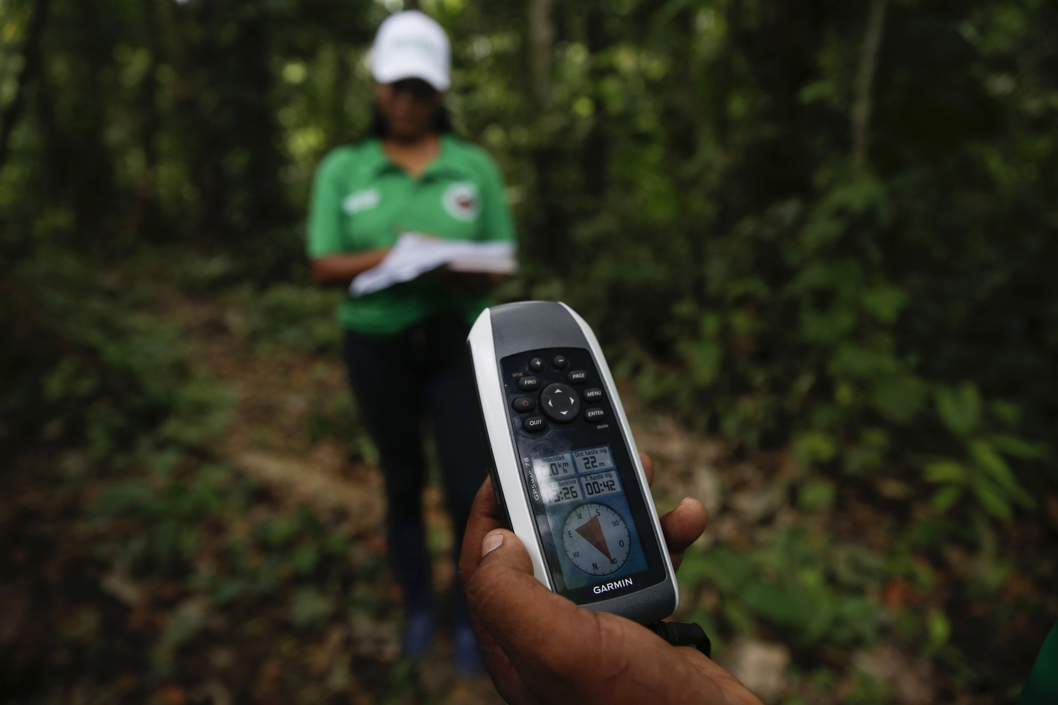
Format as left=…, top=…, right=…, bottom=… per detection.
left=403, top=602, right=435, bottom=660
left=452, top=591, right=483, bottom=677
left=388, top=521, right=435, bottom=659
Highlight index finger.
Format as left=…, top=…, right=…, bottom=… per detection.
left=640, top=450, right=654, bottom=485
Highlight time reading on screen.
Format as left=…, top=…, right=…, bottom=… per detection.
left=542, top=477, right=582, bottom=506
left=582, top=470, right=621, bottom=498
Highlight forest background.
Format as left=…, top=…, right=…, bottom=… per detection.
left=1, top=0, right=1057, bottom=703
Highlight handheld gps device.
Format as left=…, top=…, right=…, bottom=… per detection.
left=467, top=301, right=679, bottom=625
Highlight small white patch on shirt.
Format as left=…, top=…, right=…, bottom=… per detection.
left=442, top=182, right=481, bottom=222
left=343, top=188, right=381, bottom=214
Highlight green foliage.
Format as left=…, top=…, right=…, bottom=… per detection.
left=847, top=671, right=893, bottom=705
left=543, top=2, right=1058, bottom=524
left=922, top=381, right=1045, bottom=519
left=680, top=533, right=886, bottom=648
left=244, top=284, right=344, bottom=355
left=1, top=254, right=233, bottom=457
left=92, top=455, right=361, bottom=608
left=3, top=0, right=1054, bottom=526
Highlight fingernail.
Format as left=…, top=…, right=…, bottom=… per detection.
left=482, top=532, right=503, bottom=556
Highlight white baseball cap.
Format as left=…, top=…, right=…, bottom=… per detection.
left=371, top=11, right=451, bottom=91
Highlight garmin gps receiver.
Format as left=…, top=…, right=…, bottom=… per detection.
left=467, top=301, right=679, bottom=625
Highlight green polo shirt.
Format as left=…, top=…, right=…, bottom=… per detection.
left=1019, top=622, right=1058, bottom=704
left=307, top=135, right=515, bottom=335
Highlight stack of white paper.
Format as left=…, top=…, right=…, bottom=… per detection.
left=350, top=233, right=517, bottom=296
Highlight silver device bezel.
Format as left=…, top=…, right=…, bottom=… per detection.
left=467, top=309, right=552, bottom=585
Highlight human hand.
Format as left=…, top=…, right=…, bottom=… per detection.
left=458, top=452, right=763, bottom=705
left=309, top=249, right=391, bottom=286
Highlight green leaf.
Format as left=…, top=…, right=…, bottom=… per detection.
left=923, top=460, right=967, bottom=484
left=741, top=582, right=822, bottom=632
left=935, top=382, right=981, bottom=437
left=989, top=400, right=1022, bottom=427
left=682, top=340, right=723, bottom=386
left=794, top=431, right=837, bottom=466
left=680, top=546, right=753, bottom=590
left=291, top=544, right=319, bottom=575
left=932, top=485, right=963, bottom=511
left=968, top=440, right=1035, bottom=508
left=987, top=434, right=1047, bottom=460
left=829, top=345, right=899, bottom=379
left=798, top=480, right=836, bottom=512
left=926, top=609, right=951, bottom=652
left=970, top=474, right=1012, bottom=520
left=859, top=285, right=908, bottom=323
left=871, top=375, right=928, bottom=423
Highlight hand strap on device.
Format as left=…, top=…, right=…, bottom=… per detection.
left=649, top=621, right=712, bottom=658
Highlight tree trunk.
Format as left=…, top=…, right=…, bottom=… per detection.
left=328, top=46, right=351, bottom=149
left=527, top=0, right=566, bottom=271
left=579, top=0, right=611, bottom=209
left=128, top=0, right=164, bottom=242
left=0, top=0, right=51, bottom=173
left=529, top=0, right=554, bottom=113
left=851, top=0, right=888, bottom=170
left=712, top=0, right=743, bottom=148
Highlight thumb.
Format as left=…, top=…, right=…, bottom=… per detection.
left=466, top=528, right=562, bottom=632
left=467, top=529, right=543, bottom=617
left=465, top=529, right=548, bottom=643
left=479, top=529, right=535, bottom=575
left=466, top=529, right=597, bottom=666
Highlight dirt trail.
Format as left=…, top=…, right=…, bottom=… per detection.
left=162, top=284, right=727, bottom=545
left=160, top=287, right=506, bottom=703
left=158, top=288, right=386, bottom=528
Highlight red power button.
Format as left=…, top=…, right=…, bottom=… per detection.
left=511, top=396, right=537, bottom=413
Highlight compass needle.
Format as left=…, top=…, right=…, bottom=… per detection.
left=575, top=515, right=612, bottom=560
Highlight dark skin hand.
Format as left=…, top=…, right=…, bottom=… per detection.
left=310, top=248, right=390, bottom=286
left=459, top=452, right=763, bottom=705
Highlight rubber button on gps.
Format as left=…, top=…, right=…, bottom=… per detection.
left=567, top=370, right=587, bottom=384
left=511, top=396, right=536, bottom=413
left=583, top=388, right=604, bottom=401
left=523, top=416, right=546, bottom=433
left=518, top=376, right=540, bottom=391
left=552, top=355, right=568, bottom=369
left=529, top=358, right=545, bottom=372
left=584, top=408, right=606, bottom=422
left=540, top=383, right=581, bottom=423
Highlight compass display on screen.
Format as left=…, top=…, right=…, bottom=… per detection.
left=561, top=503, right=631, bottom=576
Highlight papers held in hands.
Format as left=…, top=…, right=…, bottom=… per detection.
left=350, top=233, right=517, bottom=296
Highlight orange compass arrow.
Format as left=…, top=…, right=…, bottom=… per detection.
left=575, top=515, right=611, bottom=560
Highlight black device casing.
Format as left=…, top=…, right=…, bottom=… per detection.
left=467, top=301, right=678, bottom=625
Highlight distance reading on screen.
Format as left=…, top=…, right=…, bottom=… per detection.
left=532, top=446, right=622, bottom=507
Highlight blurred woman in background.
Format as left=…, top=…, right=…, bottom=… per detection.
left=306, top=10, right=514, bottom=676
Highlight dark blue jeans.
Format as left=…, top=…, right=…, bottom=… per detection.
left=343, top=313, right=486, bottom=610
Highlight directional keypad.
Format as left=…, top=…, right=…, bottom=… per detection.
left=539, top=383, right=581, bottom=423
